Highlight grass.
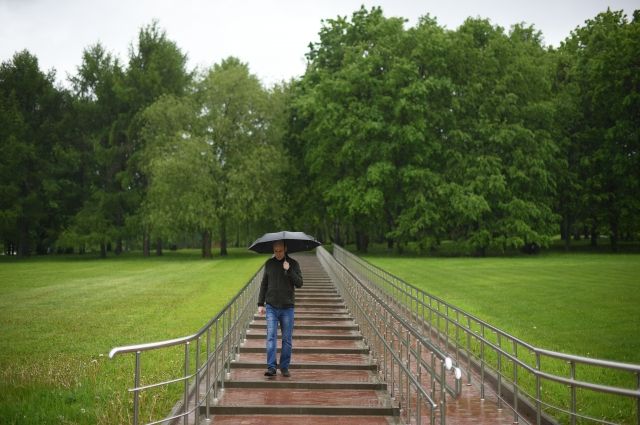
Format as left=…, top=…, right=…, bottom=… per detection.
left=0, top=249, right=266, bottom=425
left=360, top=250, right=640, bottom=424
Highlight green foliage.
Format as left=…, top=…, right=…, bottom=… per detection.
left=297, top=7, right=447, bottom=251
left=554, top=9, right=640, bottom=251
left=291, top=7, right=570, bottom=253
left=0, top=51, right=77, bottom=255
left=1, top=8, right=638, bottom=256
left=138, top=95, right=216, bottom=242
left=198, top=57, right=288, bottom=253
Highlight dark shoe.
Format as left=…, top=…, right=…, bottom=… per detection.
left=281, top=368, right=290, bottom=377
left=264, top=368, right=276, bottom=377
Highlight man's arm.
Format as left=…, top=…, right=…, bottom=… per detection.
left=287, top=260, right=303, bottom=288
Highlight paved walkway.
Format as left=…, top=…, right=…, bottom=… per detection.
left=199, top=253, right=517, bottom=425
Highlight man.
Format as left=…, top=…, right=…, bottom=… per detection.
left=257, top=240, right=303, bottom=377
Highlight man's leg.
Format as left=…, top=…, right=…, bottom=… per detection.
left=278, top=307, right=294, bottom=373
left=265, top=305, right=277, bottom=374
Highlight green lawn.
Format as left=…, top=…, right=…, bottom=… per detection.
left=0, top=250, right=266, bottom=425
left=362, top=252, right=640, bottom=362
left=362, top=251, right=640, bottom=423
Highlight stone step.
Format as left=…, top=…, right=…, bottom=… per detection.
left=224, top=380, right=386, bottom=390
left=243, top=338, right=362, bottom=348
left=298, top=287, right=334, bottom=290
left=204, top=404, right=399, bottom=417
left=239, top=346, right=370, bottom=355
left=229, top=368, right=377, bottom=383
left=294, top=309, right=349, bottom=314
left=245, top=333, right=362, bottom=340
left=296, top=290, right=338, bottom=294
left=203, top=415, right=398, bottom=425
left=231, top=360, right=377, bottom=370
left=253, top=316, right=353, bottom=322
left=249, top=323, right=359, bottom=330
left=203, top=388, right=398, bottom=416
left=295, top=297, right=343, bottom=301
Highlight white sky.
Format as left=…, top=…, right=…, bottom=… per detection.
left=1, top=0, right=638, bottom=87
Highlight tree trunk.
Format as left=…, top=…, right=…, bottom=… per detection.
left=219, top=220, right=228, bottom=256
left=355, top=230, right=369, bottom=253
left=202, top=230, right=212, bottom=258
left=610, top=219, right=619, bottom=252
left=5, top=241, right=15, bottom=255
left=562, top=214, right=571, bottom=251
left=115, top=238, right=123, bottom=255
left=100, top=242, right=107, bottom=258
left=18, top=222, right=30, bottom=257
left=143, top=232, right=150, bottom=257
left=590, top=225, right=598, bottom=247
left=332, top=221, right=342, bottom=246
left=156, top=238, right=163, bottom=256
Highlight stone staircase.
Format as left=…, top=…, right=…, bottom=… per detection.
left=200, top=252, right=401, bottom=424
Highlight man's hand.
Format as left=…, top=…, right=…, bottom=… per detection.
left=258, top=306, right=265, bottom=315
left=283, top=260, right=290, bottom=271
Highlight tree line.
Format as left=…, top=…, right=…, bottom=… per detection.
left=1, top=8, right=638, bottom=257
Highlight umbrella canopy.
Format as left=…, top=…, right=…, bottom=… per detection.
left=248, top=231, right=321, bottom=254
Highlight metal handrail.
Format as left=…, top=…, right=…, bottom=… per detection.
left=333, top=244, right=640, bottom=425
left=330, top=248, right=462, bottom=398
left=109, top=267, right=264, bottom=425
left=317, top=246, right=461, bottom=425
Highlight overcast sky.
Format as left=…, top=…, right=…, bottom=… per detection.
left=1, top=0, right=637, bottom=87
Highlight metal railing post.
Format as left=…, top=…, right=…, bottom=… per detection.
left=431, top=351, right=436, bottom=399
left=513, top=340, right=519, bottom=423
left=466, top=316, right=472, bottom=385
left=440, top=359, right=447, bottom=425
left=195, top=338, right=201, bottom=421
left=183, top=342, right=190, bottom=425
left=445, top=304, right=450, bottom=350
left=213, top=320, right=220, bottom=402
left=570, top=361, right=576, bottom=425
left=480, top=324, right=485, bottom=400
left=497, top=332, right=503, bottom=410
left=536, top=352, right=541, bottom=425
left=133, top=351, right=141, bottom=425
left=205, top=328, right=211, bottom=422
left=417, top=342, right=423, bottom=425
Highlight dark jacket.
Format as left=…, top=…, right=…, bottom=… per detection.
left=257, top=255, right=303, bottom=308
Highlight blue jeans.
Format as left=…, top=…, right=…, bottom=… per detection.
left=265, top=304, right=294, bottom=370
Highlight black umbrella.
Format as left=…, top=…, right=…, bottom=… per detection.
left=248, top=231, right=321, bottom=254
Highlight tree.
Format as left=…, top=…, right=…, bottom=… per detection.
left=441, top=18, right=558, bottom=255
left=0, top=51, right=72, bottom=255
left=124, top=21, right=194, bottom=255
left=199, top=57, right=286, bottom=255
left=138, top=94, right=218, bottom=257
left=556, top=9, right=640, bottom=251
left=63, top=43, right=127, bottom=257
left=297, top=7, right=447, bottom=252
left=63, top=22, right=193, bottom=257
